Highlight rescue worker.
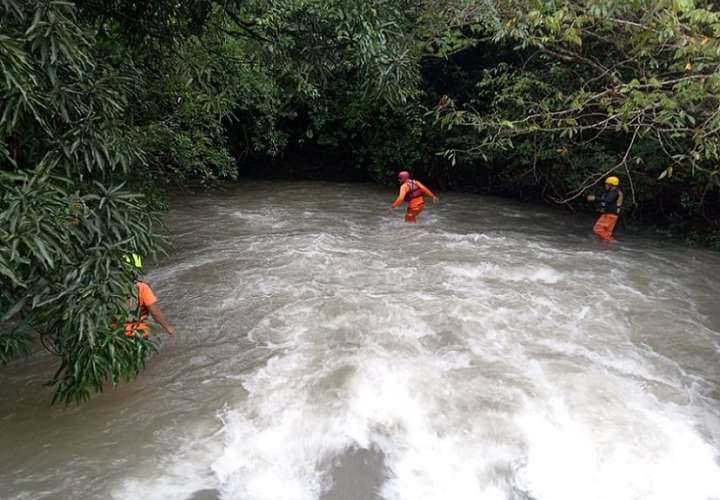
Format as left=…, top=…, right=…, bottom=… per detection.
left=123, top=254, right=176, bottom=338
left=586, top=176, right=623, bottom=241
left=390, top=171, right=439, bottom=223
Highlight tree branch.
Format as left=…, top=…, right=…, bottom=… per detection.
left=552, top=126, right=639, bottom=205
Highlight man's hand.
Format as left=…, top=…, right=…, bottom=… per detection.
left=432, top=196, right=439, bottom=204
left=166, top=325, right=177, bottom=336
left=586, top=194, right=596, bottom=202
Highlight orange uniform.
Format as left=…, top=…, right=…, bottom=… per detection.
left=593, top=214, right=619, bottom=241
left=124, top=281, right=157, bottom=337
left=392, top=180, right=436, bottom=223
left=591, top=187, right=623, bottom=241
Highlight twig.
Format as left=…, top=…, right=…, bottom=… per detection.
left=553, top=126, right=639, bottom=204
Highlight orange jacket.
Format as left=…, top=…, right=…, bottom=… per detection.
left=392, top=180, right=435, bottom=209
left=124, top=281, right=157, bottom=337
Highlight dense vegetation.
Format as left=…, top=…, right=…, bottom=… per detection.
left=2, top=0, right=719, bottom=403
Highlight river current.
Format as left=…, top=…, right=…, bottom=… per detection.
left=1, top=181, right=719, bottom=500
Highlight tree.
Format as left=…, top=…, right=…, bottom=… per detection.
left=0, top=0, right=163, bottom=404
left=433, top=0, right=720, bottom=224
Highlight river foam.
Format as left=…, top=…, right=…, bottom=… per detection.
left=202, top=204, right=720, bottom=500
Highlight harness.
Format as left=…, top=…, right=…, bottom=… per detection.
left=403, top=180, right=423, bottom=202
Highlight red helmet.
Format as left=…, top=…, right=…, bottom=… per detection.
left=397, top=171, right=410, bottom=181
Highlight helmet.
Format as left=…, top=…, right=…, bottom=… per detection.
left=605, top=176, right=620, bottom=186
left=123, top=253, right=143, bottom=269
left=124, top=254, right=143, bottom=282
left=397, top=171, right=410, bottom=181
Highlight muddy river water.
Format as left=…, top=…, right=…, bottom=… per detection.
left=1, top=181, right=719, bottom=500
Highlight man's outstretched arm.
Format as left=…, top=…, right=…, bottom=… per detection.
left=417, top=181, right=439, bottom=203
left=147, top=303, right=176, bottom=336
left=391, top=184, right=410, bottom=208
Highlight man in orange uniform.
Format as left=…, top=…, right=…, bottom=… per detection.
left=124, top=254, right=176, bottom=338
left=587, top=176, right=623, bottom=241
left=390, top=171, right=439, bottom=223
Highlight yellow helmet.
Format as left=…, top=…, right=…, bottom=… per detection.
left=123, top=253, right=143, bottom=269
left=605, top=176, right=620, bottom=186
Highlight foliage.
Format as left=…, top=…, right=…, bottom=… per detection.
left=432, top=0, right=720, bottom=224
left=0, top=0, right=165, bottom=404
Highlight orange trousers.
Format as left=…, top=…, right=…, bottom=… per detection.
left=593, top=213, right=619, bottom=241
left=405, top=203, right=424, bottom=223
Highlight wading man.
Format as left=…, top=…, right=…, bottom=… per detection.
left=587, top=176, right=623, bottom=241
left=390, top=171, right=439, bottom=223
left=124, top=254, right=176, bottom=338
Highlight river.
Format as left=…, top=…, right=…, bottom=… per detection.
left=1, top=181, right=719, bottom=500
